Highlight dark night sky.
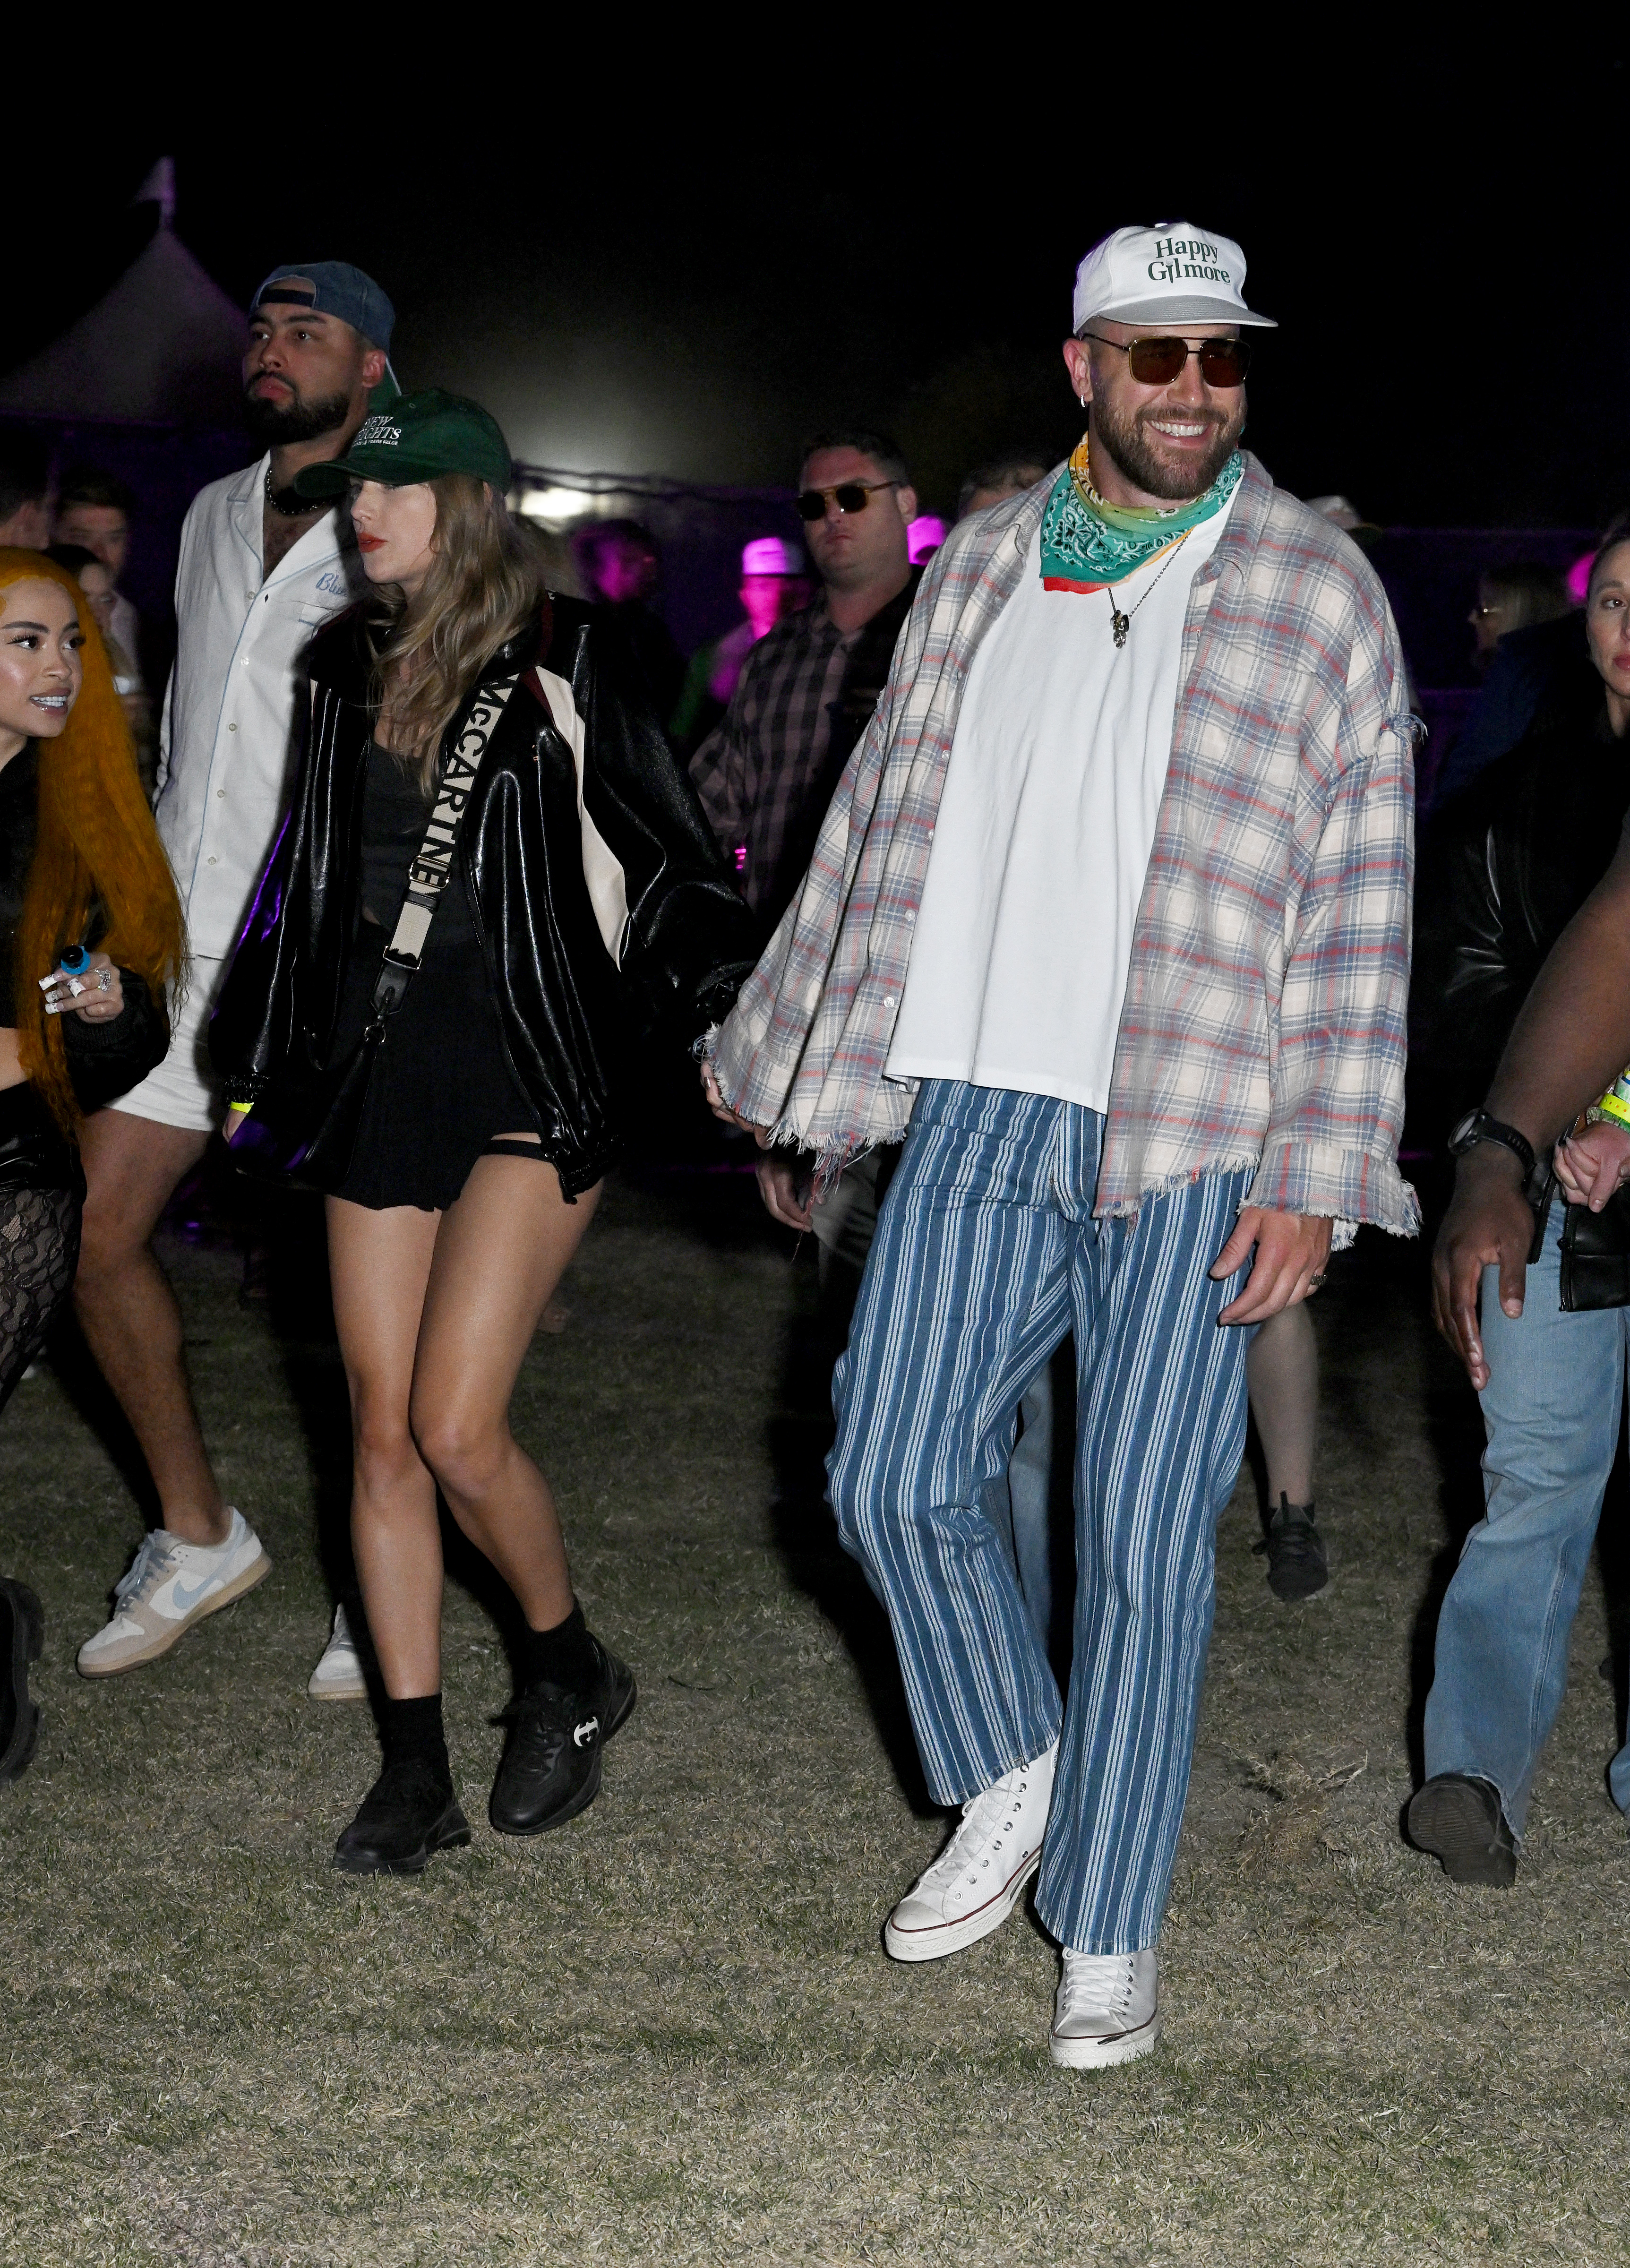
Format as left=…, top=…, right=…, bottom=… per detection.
left=11, top=67, right=1626, bottom=528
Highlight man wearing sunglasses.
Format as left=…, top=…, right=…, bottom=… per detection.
left=690, top=429, right=919, bottom=938
left=705, top=220, right=1418, bottom=2070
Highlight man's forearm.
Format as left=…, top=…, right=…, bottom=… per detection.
left=1484, top=847, right=1630, bottom=1150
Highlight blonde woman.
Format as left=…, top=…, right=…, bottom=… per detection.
left=214, top=393, right=752, bottom=1873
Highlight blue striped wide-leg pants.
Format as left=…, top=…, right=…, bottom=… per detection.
left=827, top=1080, right=1253, bottom=1955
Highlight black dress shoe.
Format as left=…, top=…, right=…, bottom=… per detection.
left=1407, top=1772, right=1518, bottom=1887
left=489, top=1635, right=637, bottom=1837
left=332, top=1756, right=471, bottom=1876
left=1253, top=1495, right=1329, bottom=1600
left=0, top=1579, right=44, bottom=1787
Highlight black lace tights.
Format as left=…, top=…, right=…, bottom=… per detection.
left=0, top=1180, right=80, bottom=1420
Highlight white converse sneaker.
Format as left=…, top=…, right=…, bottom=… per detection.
left=884, top=1739, right=1057, bottom=1962
left=76, top=1510, right=271, bottom=1678
left=308, top=1602, right=368, bottom=1701
left=1049, top=1947, right=1161, bottom=2069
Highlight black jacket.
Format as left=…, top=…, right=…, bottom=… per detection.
left=1411, top=684, right=1630, bottom=1131
left=210, top=598, right=756, bottom=1196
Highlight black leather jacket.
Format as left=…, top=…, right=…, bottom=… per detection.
left=210, top=598, right=756, bottom=1196
left=1412, top=684, right=1630, bottom=1129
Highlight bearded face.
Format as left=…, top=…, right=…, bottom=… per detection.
left=1090, top=380, right=1245, bottom=502
left=242, top=377, right=354, bottom=446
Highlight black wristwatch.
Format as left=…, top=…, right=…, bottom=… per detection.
left=1447, top=1108, right=1536, bottom=1181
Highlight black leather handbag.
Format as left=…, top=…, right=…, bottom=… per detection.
left=1559, top=1178, right=1630, bottom=1311
left=228, top=671, right=519, bottom=1193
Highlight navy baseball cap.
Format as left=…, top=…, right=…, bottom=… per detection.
left=251, top=262, right=395, bottom=352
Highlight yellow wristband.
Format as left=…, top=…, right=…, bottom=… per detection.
left=1600, top=1090, right=1630, bottom=1128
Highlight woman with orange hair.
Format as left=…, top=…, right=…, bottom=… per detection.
left=0, top=551, right=182, bottom=1789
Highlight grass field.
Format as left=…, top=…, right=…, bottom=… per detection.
left=3, top=1169, right=1630, bottom=2265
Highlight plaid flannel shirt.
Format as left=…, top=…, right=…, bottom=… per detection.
left=708, top=453, right=1421, bottom=1241
left=689, top=603, right=858, bottom=918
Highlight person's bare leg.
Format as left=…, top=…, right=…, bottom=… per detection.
left=73, top=1109, right=225, bottom=1544
left=408, top=1154, right=601, bottom=1627
left=326, top=1198, right=443, bottom=1699
left=1246, top=1302, right=1318, bottom=1504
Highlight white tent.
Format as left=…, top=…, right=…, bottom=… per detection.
left=0, top=162, right=244, bottom=426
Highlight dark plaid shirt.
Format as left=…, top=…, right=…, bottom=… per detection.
left=689, top=603, right=858, bottom=923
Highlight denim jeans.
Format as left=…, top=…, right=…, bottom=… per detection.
left=1424, top=1194, right=1630, bottom=1833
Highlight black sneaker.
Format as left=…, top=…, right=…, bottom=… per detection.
left=332, top=1756, right=471, bottom=1876
left=0, top=1579, right=44, bottom=1787
left=1407, top=1772, right=1518, bottom=1887
left=1253, top=1495, right=1329, bottom=1600
left=489, top=1635, right=637, bottom=1837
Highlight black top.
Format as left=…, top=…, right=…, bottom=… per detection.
left=0, top=739, right=168, bottom=1108
left=359, top=741, right=473, bottom=947
left=1412, top=687, right=1630, bottom=1129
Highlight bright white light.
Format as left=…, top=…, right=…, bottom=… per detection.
left=516, top=486, right=595, bottom=524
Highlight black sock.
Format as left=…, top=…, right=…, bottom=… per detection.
left=381, top=1692, right=449, bottom=1777
left=522, top=1602, right=596, bottom=1694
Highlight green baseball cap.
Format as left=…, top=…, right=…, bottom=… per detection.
left=294, top=387, right=512, bottom=500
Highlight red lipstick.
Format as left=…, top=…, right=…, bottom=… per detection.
left=356, top=535, right=386, bottom=553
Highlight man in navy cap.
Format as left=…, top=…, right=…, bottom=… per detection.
left=71, top=264, right=397, bottom=1701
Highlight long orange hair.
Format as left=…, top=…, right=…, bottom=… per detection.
left=2, top=551, right=185, bottom=1133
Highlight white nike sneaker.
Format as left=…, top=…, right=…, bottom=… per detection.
left=76, top=1510, right=271, bottom=1678
left=1049, top=1947, right=1161, bottom=2070
left=884, top=1739, right=1057, bottom=1962
left=308, top=1602, right=368, bottom=1701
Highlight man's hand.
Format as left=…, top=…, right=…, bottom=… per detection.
left=757, top=1155, right=814, bottom=1231
left=1431, top=1146, right=1534, bottom=1391
left=1210, top=1206, right=1333, bottom=1325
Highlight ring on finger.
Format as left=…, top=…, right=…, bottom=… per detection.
left=1307, top=1271, right=1327, bottom=1290
left=96, top=966, right=112, bottom=994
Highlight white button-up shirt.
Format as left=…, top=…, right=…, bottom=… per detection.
left=154, top=454, right=367, bottom=959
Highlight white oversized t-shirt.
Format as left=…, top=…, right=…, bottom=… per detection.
left=885, top=493, right=1236, bottom=1111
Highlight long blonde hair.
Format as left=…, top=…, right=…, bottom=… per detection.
left=2, top=552, right=185, bottom=1134
left=367, top=476, right=542, bottom=792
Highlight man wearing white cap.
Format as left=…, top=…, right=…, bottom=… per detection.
left=671, top=536, right=811, bottom=754
left=704, top=223, right=1418, bottom=2066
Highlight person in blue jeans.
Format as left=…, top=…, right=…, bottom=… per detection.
left=1425, top=532, right=1630, bottom=1884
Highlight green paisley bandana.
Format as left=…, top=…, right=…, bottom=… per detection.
left=1038, top=433, right=1243, bottom=593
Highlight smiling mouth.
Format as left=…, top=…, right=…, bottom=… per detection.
left=1146, top=418, right=1216, bottom=441
left=30, top=694, right=69, bottom=709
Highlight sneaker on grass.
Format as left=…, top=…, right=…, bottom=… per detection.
left=883, top=1738, right=1057, bottom=1963
left=333, top=1757, right=471, bottom=1877
left=488, top=1633, right=637, bottom=1837
left=1407, top=1771, right=1518, bottom=1887
left=1049, top=1948, right=1161, bottom=2070
left=76, top=1510, right=270, bottom=1678
left=308, top=1602, right=368, bottom=1701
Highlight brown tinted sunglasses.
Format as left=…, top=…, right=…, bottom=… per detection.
left=1080, top=333, right=1252, bottom=387
left=796, top=478, right=900, bottom=521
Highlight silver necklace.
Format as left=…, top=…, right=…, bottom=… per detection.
left=1107, top=531, right=1191, bottom=650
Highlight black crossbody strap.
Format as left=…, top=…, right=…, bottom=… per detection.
left=369, top=671, right=520, bottom=1018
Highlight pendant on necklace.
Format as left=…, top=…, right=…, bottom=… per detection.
left=1111, top=607, right=1130, bottom=649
